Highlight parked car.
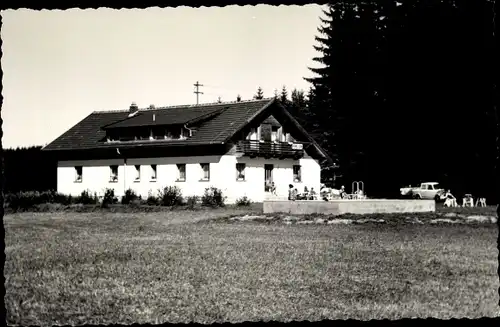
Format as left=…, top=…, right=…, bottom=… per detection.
left=400, top=182, right=445, bottom=200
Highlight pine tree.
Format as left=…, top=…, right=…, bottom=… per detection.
left=217, top=97, right=222, bottom=103
left=236, top=94, right=242, bottom=102
left=304, top=2, right=385, bottom=184
left=273, top=89, right=278, bottom=99
left=280, top=85, right=289, bottom=105
left=253, top=87, right=264, bottom=100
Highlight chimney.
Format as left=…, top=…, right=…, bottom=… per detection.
left=129, top=102, right=139, bottom=113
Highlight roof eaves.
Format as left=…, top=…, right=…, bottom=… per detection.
left=275, top=101, right=334, bottom=164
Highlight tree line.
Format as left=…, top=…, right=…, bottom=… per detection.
left=249, top=0, right=496, bottom=201
left=2, top=146, right=57, bottom=193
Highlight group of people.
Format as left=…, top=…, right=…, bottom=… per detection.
left=319, top=185, right=365, bottom=201
left=288, top=185, right=318, bottom=201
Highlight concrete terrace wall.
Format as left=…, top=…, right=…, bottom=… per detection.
left=263, top=199, right=436, bottom=215
left=56, top=154, right=322, bottom=204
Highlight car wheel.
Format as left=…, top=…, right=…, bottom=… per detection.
left=413, top=193, right=422, bottom=199
left=434, top=194, right=441, bottom=202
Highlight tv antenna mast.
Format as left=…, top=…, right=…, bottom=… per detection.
left=194, top=81, right=204, bottom=105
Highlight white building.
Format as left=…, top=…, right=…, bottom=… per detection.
left=43, top=98, right=332, bottom=203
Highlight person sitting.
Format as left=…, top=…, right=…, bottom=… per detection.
left=288, top=184, right=295, bottom=201
left=293, top=187, right=299, bottom=200
left=339, top=185, right=347, bottom=199
left=270, top=182, right=277, bottom=195
left=309, top=187, right=317, bottom=200
left=443, top=190, right=457, bottom=207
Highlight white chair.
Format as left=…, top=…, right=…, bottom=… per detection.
left=475, top=197, right=487, bottom=207
left=462, top=195, right=474, bottom=207
left=444, top=198, right=457, bottom=207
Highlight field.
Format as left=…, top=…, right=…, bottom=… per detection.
left=4, top=205, right=499, bottom=325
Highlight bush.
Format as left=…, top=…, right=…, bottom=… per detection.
left=235, top=196, right=252, bottom=206
left=159, top=186, right=183, bottom=207
left=185, top=195, right=199, bottom=209
left=121, top=188, right=139, bottom=205
left=201, top=187, right=226, bottom=207
left=53, top=192, right=73, bottom=205
left=146, top=190, right=159, bottom=206
left=101, top=188, right=118, bottom=208
left=75, top=190, right=97, bottom=205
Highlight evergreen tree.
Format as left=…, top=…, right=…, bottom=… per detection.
left=253, top=87, right=264, bottom=100
left=304, top=2, right=386, bottom=188
left=273, top=89, right=278, bottom=99
left=280, top=85, right=289, bottom=105
left=236, top=94, right=242, bottom=102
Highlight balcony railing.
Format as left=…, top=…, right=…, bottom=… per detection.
left=235, top=140, right=305, bottom=159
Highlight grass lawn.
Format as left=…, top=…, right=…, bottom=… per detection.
left=4, top=205, right=499, bottom=325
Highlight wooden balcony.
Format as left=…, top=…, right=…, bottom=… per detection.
left=235, top=140, right=305, bottom=159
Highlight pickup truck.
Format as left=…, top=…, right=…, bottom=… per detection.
left=400, top=182, right=445, bottom=200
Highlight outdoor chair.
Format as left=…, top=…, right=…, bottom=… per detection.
left=462, top=194, right=474, bottom=207
left=444, top=197, right=457, bottom=207
left=475, top=197, right=487, bottom=207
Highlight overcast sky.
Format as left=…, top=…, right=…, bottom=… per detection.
left=1, top=5, right=325, bottom=149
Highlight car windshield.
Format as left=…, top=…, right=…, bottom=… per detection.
left=432, top=184, right=440, bottom=190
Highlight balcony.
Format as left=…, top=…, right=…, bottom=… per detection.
left=235, top=140, right=305, bottom=159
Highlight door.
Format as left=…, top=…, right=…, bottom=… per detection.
left=264, top=164, right=274, bottom=192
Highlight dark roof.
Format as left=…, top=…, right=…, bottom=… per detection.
left=102, top=106, right=225, bottom=129
left=43, top=99, right=275, bottom=151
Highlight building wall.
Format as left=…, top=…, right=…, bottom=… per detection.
left=57, top=152, right=321, bottom=204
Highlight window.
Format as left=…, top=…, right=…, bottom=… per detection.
left=236, top=163, right=246, bottom=181
left=110, top=165, right=118, bottom=182
left=74, top=166, right=82, bottom=183
left=150, top=164, right=157, bottom=181
left=177, top=164, right=186, bottom=181
left=200, top=163, right=210, bottom=181
left=293, top=165, right=302, bottom=182
left=134, top=165, right=141, bottom=182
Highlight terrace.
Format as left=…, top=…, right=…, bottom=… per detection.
left=235, top=140, right=306, bottom=159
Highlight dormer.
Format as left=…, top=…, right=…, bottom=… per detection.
left=101, top=104, right=226, bottom=143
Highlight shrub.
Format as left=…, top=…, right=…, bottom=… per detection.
left=201, top=187, right=226, bottom=207
left=121, top=188, right=139, bottom=205
left=53, top=192, right=73, bottom=205
left=159, top=186, right=183, bottom=206
left=75, top=190, right=97, bottom=205
left=146, top=190, right=159, bottom=206
left=185, top=195, right=199, bottom=209
left=101, top=188, right=118, bottom=208
left=235, top=196, right=252, bottom=206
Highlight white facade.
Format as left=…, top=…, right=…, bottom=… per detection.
left=56, top=151, right=321, bottom=204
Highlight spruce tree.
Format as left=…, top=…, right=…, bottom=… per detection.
left=280, top=85, right=289, bottom=105
left=253, top=87, right=264, bottom=100
left=304, top=2, right=384, bottom=185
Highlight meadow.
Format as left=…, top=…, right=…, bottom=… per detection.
left=4, top=205, right=499, bottom=325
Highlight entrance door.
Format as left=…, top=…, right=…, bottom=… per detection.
left=264, top=164, right=274, bottom=192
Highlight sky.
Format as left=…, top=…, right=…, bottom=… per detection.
left=1, top=5, right=326, bottom=149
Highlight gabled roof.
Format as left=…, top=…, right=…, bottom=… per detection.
left=43, top=99, right=274, bottom=151
left=42, top=97, right=333, bottom=164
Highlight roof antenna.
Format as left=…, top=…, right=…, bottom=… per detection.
left=194, top=81, right=204, bottom=105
